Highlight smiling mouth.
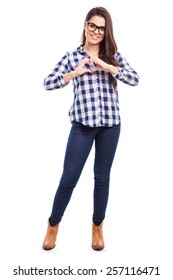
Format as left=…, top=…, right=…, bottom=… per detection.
left=91, top=35, right=100, bottom=40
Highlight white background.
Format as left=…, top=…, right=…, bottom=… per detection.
left=0, top=0, right=173, bottom=279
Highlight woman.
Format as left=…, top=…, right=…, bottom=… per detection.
left=42, top=7, right=139, bottom=251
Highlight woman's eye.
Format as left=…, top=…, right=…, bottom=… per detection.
left=89, top=23, right=96, bottom=29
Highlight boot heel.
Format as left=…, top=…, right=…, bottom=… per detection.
left=92, top=222, right=105, bottom=251
left=42, top=220, right=59, bottom=250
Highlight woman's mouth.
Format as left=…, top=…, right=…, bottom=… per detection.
left=91, top=35, right=100, bottom=40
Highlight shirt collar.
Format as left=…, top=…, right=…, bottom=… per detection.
left=76, top=45, right=87, bottom=56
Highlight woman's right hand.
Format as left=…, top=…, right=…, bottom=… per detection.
left=74, top=58, right=92, bottom=77
left=63, top=58, right=92, bottom=83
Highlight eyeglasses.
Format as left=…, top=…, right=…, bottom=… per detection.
left=86, top=22, right=105, bottom=35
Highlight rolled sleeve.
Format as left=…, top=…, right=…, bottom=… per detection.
left=113, top=52, right=139, bottom=86
left=44, top=53, right=70, bottom=90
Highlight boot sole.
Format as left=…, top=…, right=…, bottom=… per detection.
left=92, top=245, right=104, bottom=251
left=42, top=245, right=56, bottom=250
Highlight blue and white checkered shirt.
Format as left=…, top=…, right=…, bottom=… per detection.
left=44, top=45, right=139, bottom=127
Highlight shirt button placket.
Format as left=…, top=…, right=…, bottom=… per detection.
left=96, top=74, right=102, bottom=125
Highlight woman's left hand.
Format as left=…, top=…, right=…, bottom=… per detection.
left=89, top=57, right=119, bottom=75
left=89, top=57, right=109, bottom=72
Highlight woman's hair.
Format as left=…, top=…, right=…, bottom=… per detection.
left=81, top=7, right=119, bottom=85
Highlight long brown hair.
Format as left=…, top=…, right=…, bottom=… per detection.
left=81, top=7, right=119, bottom=85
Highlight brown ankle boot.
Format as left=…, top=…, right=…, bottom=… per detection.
left=42, top=220, right=59, bottom=250
left=92, top=222, right=105, bottom=251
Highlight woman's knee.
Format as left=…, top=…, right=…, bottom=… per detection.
left=94, top=173, right=110, bottom=184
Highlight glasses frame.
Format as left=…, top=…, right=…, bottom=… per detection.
left=86, top=21, right=105, bottom=35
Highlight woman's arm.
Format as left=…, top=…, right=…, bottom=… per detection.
left=44, top=53, right=71, bottom=90
left=90, top=54, right=139, bottom=86
left=113, top=52, right=139, bottom=86
left=44, top=55, right=92, bottom=90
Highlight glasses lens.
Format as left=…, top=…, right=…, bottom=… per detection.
left=87, top=22, right=105, bottom=35
left=88, top=23, right=96, bottom=32
left=99, top=27, right=105, bottom=35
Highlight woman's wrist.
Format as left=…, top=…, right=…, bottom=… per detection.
left=106, top=64, right=119, bottom=75
left=63, top=71, right=76, bottom=83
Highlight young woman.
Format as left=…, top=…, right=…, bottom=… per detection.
left=42, top=7, right=139, bottom=251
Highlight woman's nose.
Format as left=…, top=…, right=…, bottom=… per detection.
left=94, top=28, right=99, bottom=34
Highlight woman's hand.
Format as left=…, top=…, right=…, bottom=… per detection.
left=63, top=57, right=119, bottom=83
left=63, top=58, right=92, bottom=83
left=89, top=57, right=109, bottom=71
left=74, top=58, right=92, bottom=77
left=90, top=57, right=119, bottom=75
left=74, top=57, right=112, bottom=76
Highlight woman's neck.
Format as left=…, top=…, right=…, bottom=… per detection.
left=83, top=43, right=99, bottom=57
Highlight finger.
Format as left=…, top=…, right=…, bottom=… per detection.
left=77, top=59, right=88, bottom=69
left=89, top=58, right=95, bottom=64
left=91, top=66, right=102, bottom=73
left=90, top=57, right=99, bottom=64
left=82, top=69, right=92, bottom=74
left=83, top=58, right=90, bottom=64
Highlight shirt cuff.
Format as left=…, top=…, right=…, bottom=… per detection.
left=60, top=76, right=69, bottom=87
left=114, top=68, right=123, bottom=79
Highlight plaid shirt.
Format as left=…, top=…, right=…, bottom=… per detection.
left=44, top=45, right=139, bottom=127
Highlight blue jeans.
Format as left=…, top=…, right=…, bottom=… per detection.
left=50, top=122, right=120, bottom=226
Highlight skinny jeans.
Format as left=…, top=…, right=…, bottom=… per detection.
left=50, top=121, right=120, bottom=226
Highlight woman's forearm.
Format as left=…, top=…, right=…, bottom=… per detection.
left=63, top=71, right=77, bottom=83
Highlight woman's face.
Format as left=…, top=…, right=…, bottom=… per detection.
left=84, top=16, right=105, bottom=46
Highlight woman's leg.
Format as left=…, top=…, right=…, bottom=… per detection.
left=93, top=123, right=121, bottom=225
left=50, top=122, right=96, bottom=226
